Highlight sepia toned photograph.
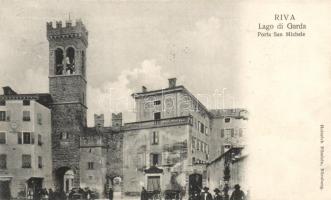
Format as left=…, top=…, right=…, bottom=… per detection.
left=0, top=1, right=330, bottom=200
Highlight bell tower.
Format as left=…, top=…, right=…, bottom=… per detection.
left=47, top=19, right=88, bottom=190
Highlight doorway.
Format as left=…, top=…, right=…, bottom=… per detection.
left=0, top=180, right=11, bottom=200
left=189, top=173, right=202, bottom=196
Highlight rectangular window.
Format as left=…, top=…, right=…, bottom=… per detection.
left=22, top=132, right=34, bottom=144
left=192, top=157, right=195, bottom=165
left=200, top=123, right=205, bottom=134
left=231, top=129, right=235, bottom=137
left=22, top=154, right=31, bottom=168
left=88, top=162, right=94, bottom=170
left=38, top=156, right=42, bottom=168
left=151, top=131, right=159, bottom=145
left=154, top=112, right=161, bottom=121
left=0, top=111, right=6, bottom=121
left=197, top=140, right=200, bottom=151
left=60, top=132, right=69, bottom=140
left=0, top=132, right=6, bottom=144
left=23, top=100, right=30, bottom=106
left=23, top=111, right=30, bottom=121
left=37, top=113, right=42, bottom=125
left=0, top=154, right=6, bottom=169
left=150, top=153, right=161, bottom=166
left=0, top=100, right=5, bottom=106
left=38, top=134, right=42, bottom=146
left=225, top=117, right=231, bottom=123
left=154, top=100, right=161, bottom=105
left=23, top=132, right=31, bottom=144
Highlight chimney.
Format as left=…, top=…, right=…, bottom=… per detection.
left=168, top=78, right=177, bottom=88
left=3, top=86, right=17, bottom=95
left=94, top=114, right=104, bottom=128
left=112, top=113, right=123, bottom=128
left=142, top=86, right=147, bottom=93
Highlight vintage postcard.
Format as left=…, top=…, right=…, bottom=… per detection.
left=0, top=0, right=330, bottom=200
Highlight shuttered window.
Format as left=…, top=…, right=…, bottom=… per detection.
left=0, top=154, right=6, bottom=169
left=22, top=154, right=31, bottom=168
left=0, top=111, right=6, bottom=121
left=23, top=111, right=30, bottom=121
left=0, top=132, right=6, bottom=144
left=151, top=131, right=159, bottom=145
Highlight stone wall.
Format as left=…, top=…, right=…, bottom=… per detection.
left=51, top=103, right=85, bottom=188
left=49, top=76, right=87, bottom=107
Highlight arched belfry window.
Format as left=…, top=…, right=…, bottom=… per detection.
left=55, top=48, right=64, bottom=75
left=66, top=47, right=75, bottom=75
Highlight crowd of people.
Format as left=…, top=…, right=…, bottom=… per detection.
left=140, top=184, right=246, bottom=200
left=27, top=187, right=98, bottom=200
left=188, top=184, right=246, bottom=200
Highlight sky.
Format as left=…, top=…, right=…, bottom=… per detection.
left=0, top=0, right=245, bottom=126
left=1, top=1, right=331, bottom=199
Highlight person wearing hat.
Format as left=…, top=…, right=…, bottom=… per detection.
left=213, top=188, right=223, bottom=200
left=200, top=186, right=213, bottom=200
left=230, top=184, right=245, bottom=200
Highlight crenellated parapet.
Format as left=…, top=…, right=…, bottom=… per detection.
left=112, top=112, right=123, bottom=127
left=46, top=19, right=88, bottom=46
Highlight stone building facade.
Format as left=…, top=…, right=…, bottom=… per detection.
left=0, top=19, right=248, bottom=199
left=0, top=87, right=53, bottom=199
left=122, top=79, right=222, bottom=199
left=47, top=20, right=88, bottom=192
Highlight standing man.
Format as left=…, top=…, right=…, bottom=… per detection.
left=213, top=188, right=223, bottom=200
left=200, top=187, right=213, bottom=200
left=230, top=185, right=245, bottom=200
left=140, top=187, right=147, bottom=200
left=108, top=187, right=113, bottom=200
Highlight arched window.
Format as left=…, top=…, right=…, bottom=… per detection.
left=55, top=48, right=64, bottom=75
left=66, top=47, right=75, bottom=75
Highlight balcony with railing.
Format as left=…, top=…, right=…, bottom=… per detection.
left=123, top=115, right=193, bottom=131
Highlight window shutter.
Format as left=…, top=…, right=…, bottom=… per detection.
left=156, top=132, right=159, bottom=144
left=17, top=133, right=22, bottom=144
left=158, top=154, right=162, bottom=166
left=150, top=132, right=153, bottom=145
left=150, top=154, right=153, bottom=166
left=6, top=110, right=10, bottom=121
left=31, top=133, right=35, bottom=144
